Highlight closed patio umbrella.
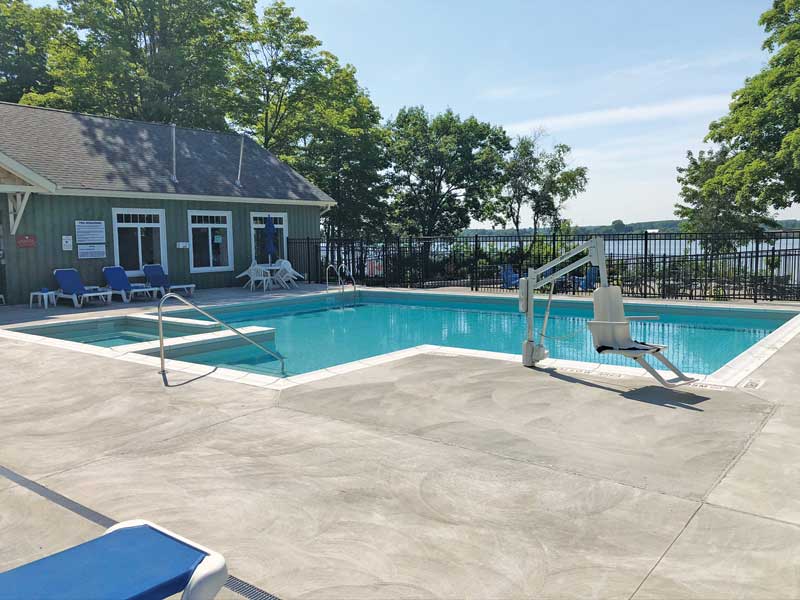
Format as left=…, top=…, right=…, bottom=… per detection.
left=265, top=215, right=276, bottom=264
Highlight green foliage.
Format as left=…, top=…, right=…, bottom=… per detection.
left=387, top=106, right=510, bottom=237
left=0, top=0, right=64, bottom=103
left=231, top=1, right=324, bottom=153
left=482, top=135, right=587, bottom=247
left=682, top=0, right=800, bottom=225
left=21, top=0, right=248, bottom=129
left=290, top=58, right=389, bottom=238
left=676, top=147, right=778, bottom=250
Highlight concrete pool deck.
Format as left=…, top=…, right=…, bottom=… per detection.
left=2, top=305, right=800, bottom=598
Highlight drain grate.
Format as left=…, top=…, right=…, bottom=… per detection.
left=226, top=575, right=282, bottom=600
left=741, top=378, right=765, bottom=390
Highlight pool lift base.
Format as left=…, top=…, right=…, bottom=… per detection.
left=518, top=237, right=695, bottom=388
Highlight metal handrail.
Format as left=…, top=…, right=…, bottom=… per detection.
left=157, top=292, right=286, bottom=377
left=325, top=264, right=341, bottom=291
left=338, top=264, right=357, bottom=304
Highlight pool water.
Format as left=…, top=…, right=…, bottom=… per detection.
left=15, top=317, right=214, bottom=348
left=169, top=292, right=795, bottom=377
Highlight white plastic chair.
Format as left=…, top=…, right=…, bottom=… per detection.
left=587, top=286, right=696, bottom=387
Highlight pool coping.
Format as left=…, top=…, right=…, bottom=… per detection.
left=1, top=287, right=799, bottom=391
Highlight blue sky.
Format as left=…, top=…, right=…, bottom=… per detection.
left=284, top=0, right=800, bottom=226
left=30, top=0, right=799, bottom=226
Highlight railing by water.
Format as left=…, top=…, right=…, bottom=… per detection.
left=287, top=230, right=800, bottom=302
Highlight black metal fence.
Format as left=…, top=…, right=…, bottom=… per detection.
left=287, top=231, right=800, bottom=302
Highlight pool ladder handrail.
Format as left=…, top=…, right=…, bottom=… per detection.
left=325, top=263, right=342, bottom=292
left=338, top=263, right=357, bottom=305
left=157, top=292, right=286, bottom=378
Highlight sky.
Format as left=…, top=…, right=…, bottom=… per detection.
left=280, top=0, right=800, bottom=227
left=29, top=0, right=800, bottom=227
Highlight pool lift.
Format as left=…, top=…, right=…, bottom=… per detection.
left=519, top=237, right=695, bottom=388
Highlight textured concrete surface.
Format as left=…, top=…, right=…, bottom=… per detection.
left=634, top=505, right=800, bottom=599
left=280, top=353, right=771, bottom=500
left=0, top=324, right=799, bottom=599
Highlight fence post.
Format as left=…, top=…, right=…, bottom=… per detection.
left=770, top=245, right=777, bottom=301
left=382, top=237, right=388, bottom=287
left=397, top=237, right=403, bottom=287
left=305, top=237, right=311, bottom=282
left=661, top=253, right=667, bottom=298
left=753, top=234, right=761, bottom=303
left=472, top=234, right=479, bottom=291
left=643, top=230, right=649, bottom=298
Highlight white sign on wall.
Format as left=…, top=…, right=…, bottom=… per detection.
left=62, top=235, right=73, bottom=251
left=77, top=244, right=106, bottom=259
left=75, top=220, right=106, bottom=244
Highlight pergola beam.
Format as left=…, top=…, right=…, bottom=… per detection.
left=8, top=191, right=31, bottom=235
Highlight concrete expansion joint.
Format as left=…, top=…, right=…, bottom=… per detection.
left=702, top=402, right=779, bottom=503
left=627, top=503, right=703, bottom=600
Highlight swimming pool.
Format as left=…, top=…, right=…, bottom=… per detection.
left=13, top=316, right=216, bottom=347
left=163, top=291, right=796, bottom=377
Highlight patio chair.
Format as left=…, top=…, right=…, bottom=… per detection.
left=102, top=265, right=160, bottom=303
left=587, top=285, right=696, bottom=388
left=53, top=268, right=112, bottom=308
left=499, top=265, right=520, bottom=289
left=143, top=264, right=196, bottom=297
left=0, top=519, right=227, bottom=600
left=275, top=259, right=305, bottom=282
left=572, top=266, right=599, bottom=292
left=273, top=260, right=298, bottom=289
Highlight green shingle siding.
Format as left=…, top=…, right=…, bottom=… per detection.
left=1, top=193, right=322, bottom=304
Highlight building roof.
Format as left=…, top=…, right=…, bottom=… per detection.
left=0, top=101, right=334, bottom=204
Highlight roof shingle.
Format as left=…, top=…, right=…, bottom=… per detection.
left=0, top=102, right=333, bottom=203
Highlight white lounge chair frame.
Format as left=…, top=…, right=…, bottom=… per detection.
left=158, top=283, right=196, bottom=296
left=57, top=287, right=113, bottom=308
left=587, top=286, right=696, bottom=388
left=106, top=519, right=228, bottom=600
left=111, top=285, right=160, bottom=303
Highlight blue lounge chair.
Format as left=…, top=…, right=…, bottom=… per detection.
left=53, top=268, right=112, bottom=308
left=143, top=264, right=196, bottom=297
left=573, top=266, right=599, bottom=292
left=0, top=519, right=228, bottom=600
left=500, top=264, right=520, bottom=289
left=103, top=266, right=160, bottom=303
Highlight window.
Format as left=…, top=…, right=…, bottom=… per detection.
left=112, top=208, right=167, bottom=276
left=188, top=210, right=233, bottom=273
left=250, top=212, right=288, bottom=264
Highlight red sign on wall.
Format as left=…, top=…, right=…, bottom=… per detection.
left=15, top=234, right=37, bottom=249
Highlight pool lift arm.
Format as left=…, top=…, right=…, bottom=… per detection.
left=519, top=237, right=608, bottom=367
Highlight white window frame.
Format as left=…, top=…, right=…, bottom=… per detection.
left=188, top=209, right=234, bottom=273
left=250, top=211, right=288, bottom=264
left=111, top=208, right=168, bottom=277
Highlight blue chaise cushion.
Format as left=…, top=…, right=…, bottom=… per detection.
left=0, top=524, right=207, bottom=600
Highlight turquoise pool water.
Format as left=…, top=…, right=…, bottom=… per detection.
left=14, top=317, right=213, bottom=348
left=167, top=292, right=796, bottom=377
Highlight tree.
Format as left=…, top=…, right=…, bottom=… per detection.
left=386, top=106, right=510, bottom=237
left=536, top=143, right=588, bottom=233
left=22, top=0, right=247, bottom=130
left=676, top=148, right=777, bottom=250
left=231, top=0, right=324, bottom=155
left=0, top=0, right=64, bottom=103
left=691, top=1, right=800, bottom=222
left=482, top=136, right=587, bottom=249
left=482, top=135, right=540, bottom=250
left=611, top=219, right=627, bottom=233
left=290, top=58, right=389, bottom=238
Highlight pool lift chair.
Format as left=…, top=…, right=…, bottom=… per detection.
left=518, top=237, right=695, bottom=388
